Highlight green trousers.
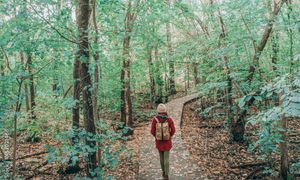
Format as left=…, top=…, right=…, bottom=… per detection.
left=159, top=151, right=170, bottom=175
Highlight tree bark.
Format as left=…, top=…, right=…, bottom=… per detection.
left=52, top=61, right=59, bottom=97
left=192, top=62, right=200, bottom=86
left=12, top=80, right=24, bottom=178
left=72, top=61, right=80, bottom=129
left=120, top=1, right=133, bottom=127
left=246, top=0, right=284, bottom=84
left=217, top=11, right=235, bottom=141
left=187, top=63, right=190, bottom=89
left=77, top=0, right=97, bottom=175
left=0, top=57, right=4, bottom=76
left=147, top=45, right=156, bottom=106
left=279, top=2, right=292, bottom=176
left=20, top=52, right=30, bottom=112
left=287, top=0, right=294, bottom=74
left=154, top=45, right=164, bottom=103
left=166, top=0, right=176, bottom=95
left=280, top=116, right=289, bottom=180
left=27, top=53, right=36, bottom=119
left=92, top=0, right=100, bottom=121
left=91, top=0, right=102, bottom=167
left=271, top=31, right=279, bottom=74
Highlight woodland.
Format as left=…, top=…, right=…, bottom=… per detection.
left=0, top=0, right=299, bottom=179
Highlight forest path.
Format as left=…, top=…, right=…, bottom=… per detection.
left=138, top=93, right=205, bottom=180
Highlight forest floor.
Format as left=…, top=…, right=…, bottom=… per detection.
left=8, top=110, right=150, bottom=179
left=182, top=100, right=300, bottom=180
left=6, top=92, right=300, bottom=179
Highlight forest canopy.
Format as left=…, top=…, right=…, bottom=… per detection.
left=0, top=0, right=299, bottom=179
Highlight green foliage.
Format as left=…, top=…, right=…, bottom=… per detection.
left=46, top=120, right=128, bottom=178
left=247, top=74, right=300, bottom=157
left=291, top=161, right=300, bottom=175
left=0, top=0, right=299, bottom=178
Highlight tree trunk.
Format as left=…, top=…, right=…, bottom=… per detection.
left=246, top=1, right=284, bottom=84
left=166, top=0, right=176, bottom=96
left=271, top=31, right=279, bottom=74
left=20, top=52, right=30, bottom=112
left=52, top=59, right=60, bottom=97
left=287, top=0, right=294, bottom=74
left=27, top=53, right=36, bottom=119
left=0, top=59, right=4, bottom=76
left=164, top=58, right=169, bottom=102
left=279, top=2, right=292, bottom=176
left=77, top=0, right=97, bottom=175
left=154, top=45, right=164, bottom=104
left=187, top=63, right=190, bottom=89
left=280, top=116, right=289, bottom=180
left=92, top=0, right=102, bottom=167
left=192, top=62, right=200, bottom=86
left=120, top=1, right=133, bottom=127
left=72, top=61, right=80, bottom=129
left=217, top=10, right=236, bottom=141
left=92, top=0, right=100, bottom=121
left=52, top=0, right=65, bottom=97
left=12, top=80, right=24, bottom=178
left=147, top=46, right=156, bottom=106
left=233, top=0, right=285, bottom=142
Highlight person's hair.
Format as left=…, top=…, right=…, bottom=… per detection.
left=157, top=103, right=167, bottom=113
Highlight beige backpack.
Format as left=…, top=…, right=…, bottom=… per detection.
left=155, top=117, right=170, bottom=140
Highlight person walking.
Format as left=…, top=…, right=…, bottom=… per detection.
left=151, top=104, right=176, bottom=180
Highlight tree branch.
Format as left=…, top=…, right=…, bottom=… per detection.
left=240, top=12, right=256, bottom=50
left=25, top=0, right=78, bottom=45
left=1, top=46, right=13, bottom=72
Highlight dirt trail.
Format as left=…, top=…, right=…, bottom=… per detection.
left=138, top=94, right=205, bottom=180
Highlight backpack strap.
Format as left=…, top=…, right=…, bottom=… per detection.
left=154, top=117, right=159, bottom=123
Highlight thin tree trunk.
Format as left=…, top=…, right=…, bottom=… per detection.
left=271, top=31, right=279, bottom=74
left=164, top=58, right=169, bottom=102
left=217, top=11, right=235, bottom=141
left=279, top=2, right=292, bottom=177
left=246, top=1, right=284, bottom=84
left=0, top=59, right=4, bottom=76
left=92, top=0, right=102, bottom=167
left=166, top=0, right=176, bottom=95
left=27, top=53, right=36, bottom=119
left=154, top=45, right=164, bottom=103
left=52, top=61, right=59, bottom=97
left=184, top=63, right=188, bottom=95
left=77, top=0, right=97, bottom=175
left=92, top=0, right=99, bottom=121
left=52, top=0, right=65, bottom=97
left=68, top=2, right=83, bottom=174
left=192, top=62, right=200, bottom=86
left=72, top=61, right=80, bottom=129
left=20, top=52, right=30, bottom=112
left=0, top=48, right=3, bottom=76
left=287, top=0, right=294, bottom=74
left=12, top=80, right=23, bottom=178
left=67, top=48, right=81, bottom=174
left=187, top=63, right=190, bottom=89
left=72, top=0, right=81, bottom=131
left=147, top=46, right=156, bottom=106
left=121, top=1, right=133, bottom=127
left=280, top=116, right=289, bottom=180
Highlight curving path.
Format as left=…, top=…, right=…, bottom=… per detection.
left=138, top=93, right=205, bottom=180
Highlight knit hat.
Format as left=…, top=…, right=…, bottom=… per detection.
left=157, top=103, right=167, bottom=113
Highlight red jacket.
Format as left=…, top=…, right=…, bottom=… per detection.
left=150, top=113, right=175, bottom=151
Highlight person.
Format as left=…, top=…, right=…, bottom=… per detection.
left=150, top=104, right=176, bottom=180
